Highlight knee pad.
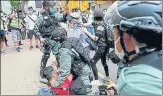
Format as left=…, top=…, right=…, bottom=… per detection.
left=41, top=54, right=50, bottom=69
left=89, top=74, right=93, bottom=82
left=43, top=54, right=50, bottom=59
left=90, top=59, right=94, bottom=65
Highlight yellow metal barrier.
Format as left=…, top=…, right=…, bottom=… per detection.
left=68, top=1, right=79, bottom=12
left=80, top=1, right=89, bottom=12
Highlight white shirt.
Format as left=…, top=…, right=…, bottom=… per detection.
left=87, top=14, right=93, bottom=27
left=25, top=13, right=37, bottom=30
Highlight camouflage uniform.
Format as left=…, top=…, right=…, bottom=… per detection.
left=34, top=11, right=63, bottom=70
left=55, top=37, right=92, bottom=94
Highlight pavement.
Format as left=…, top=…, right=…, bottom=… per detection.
left=1, top=23, right=118, bottom=95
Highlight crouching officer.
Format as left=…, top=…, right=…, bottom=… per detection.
left=104, top=1, right=162, bottom=95
left=42, top=33, right=92, bottom=94
left=33, top=0, right=64, bottom=77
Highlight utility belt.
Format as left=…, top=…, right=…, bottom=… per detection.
left=42, top=34, right=52, bottom=38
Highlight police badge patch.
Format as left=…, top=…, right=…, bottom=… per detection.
left=97, top=25, right=105, bottom=31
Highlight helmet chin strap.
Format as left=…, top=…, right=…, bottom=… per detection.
left=118, top=28, right=150, bottom=64
left=118, top=27, right=130, bottom=63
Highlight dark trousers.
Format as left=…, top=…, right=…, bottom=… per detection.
left=91, top=46, right=110, bottom=80
left=5, top=36, right=8, bottom=44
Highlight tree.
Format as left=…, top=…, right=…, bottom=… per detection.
left=10, top=0, right=21, bottom=9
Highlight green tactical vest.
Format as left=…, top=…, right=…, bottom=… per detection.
left=10, top=17, right=19, bottom=28
left=117, top=51, right=162, bottom=95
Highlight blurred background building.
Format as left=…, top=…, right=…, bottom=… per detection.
left=1, top=0, right=116, bottom=15
left=1, top=1, right=12, bottom=14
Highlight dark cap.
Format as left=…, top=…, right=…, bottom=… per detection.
left=66, top=12, right=80, bottom=21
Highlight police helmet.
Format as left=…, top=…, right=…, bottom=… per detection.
left=51, top=27, right=67, bottom=43
left=42, top=0, right=55, bottom=8
left=67, top=12, right=80, bottom=22
left=104, top=1, right=162, bottom=48
left=70, top=12, right=80, bottom=19
left=94, top=8, right=103, bottom=21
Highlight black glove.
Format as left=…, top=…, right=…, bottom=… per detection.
left=40, top=68, right=45, bottom=78
left=108, top=50, right=121, bottom=64
left=99, top=85, right=108, bottom=95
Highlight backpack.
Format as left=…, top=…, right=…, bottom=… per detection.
left=37, top=88, right=55, bottom=96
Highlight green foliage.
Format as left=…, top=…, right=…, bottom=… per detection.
left=10, top=0, right=21, bottom=9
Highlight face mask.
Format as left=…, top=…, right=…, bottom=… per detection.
left=49, top=8, right=55, bottom=15
left=114, top=37, right=125, bottom=60
left=29, top=10, right=33, bottom=14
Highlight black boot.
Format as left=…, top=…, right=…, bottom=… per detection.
left=30, top=46, right=33, bottom=50
left=40, top=67, right=45, bottom=78
left=40, top=61, right=47, bottom=78
left=5, top=43, right=9, bottom=47
left=5, top=39, right=9, bottom=47
left=19, top=41, right=23, bottom=46
left=104, top=66, right=109, bottom=77
left=40, top=54, right=50, bottom=78
left=36, top=45, right=40, bottom=49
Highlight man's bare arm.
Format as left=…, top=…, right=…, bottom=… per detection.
left=10, top=11, right=16, bottom=19
left=83, top=23, right=92, bottom=27
left=80, top=27, right=98, bottom=41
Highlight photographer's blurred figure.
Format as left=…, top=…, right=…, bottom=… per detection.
left=9, top=8, right=22, bottom=52
left=25, top=6, right=40, bottom=50
left=0, top=11, right=7, bottom=54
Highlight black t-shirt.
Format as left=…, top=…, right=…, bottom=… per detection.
left=92, top=21, right=108, bottom=47
left=63, top=13, right=68, bottom=23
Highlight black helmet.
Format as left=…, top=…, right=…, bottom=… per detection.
left=104, top=1, right=162, bottom=37
left=51, top=27, right=67, bottom=43
left=94, top=8, right=103, bottom=21
left=42, top=0, right=55, bottom=8
left=104, top=1, right=162, bottom=63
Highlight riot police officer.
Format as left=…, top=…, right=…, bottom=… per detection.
left=41, top=27, right=92, bottom=94
left=82, top=8, right=111, bottom=85
left=104, top=1, right=162, bottom=95
left=34, top=0, right=63, bottom=77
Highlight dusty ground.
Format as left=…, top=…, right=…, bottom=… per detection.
left=1, top=23, right=118, bottom=95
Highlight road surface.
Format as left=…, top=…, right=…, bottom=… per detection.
left=1, top=23, right=118, bottom=95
